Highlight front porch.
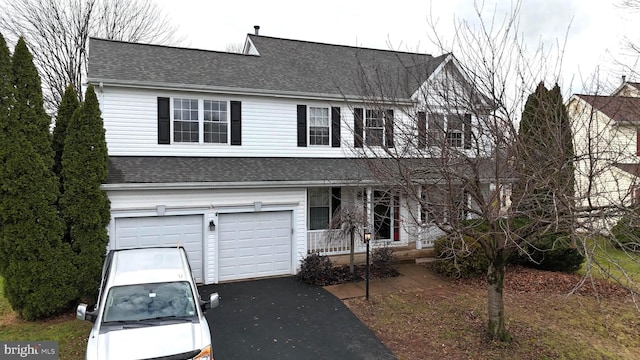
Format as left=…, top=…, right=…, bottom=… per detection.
left=307, top=229, right=438, bottom=257
left=328, top=244, right=435, bottom=266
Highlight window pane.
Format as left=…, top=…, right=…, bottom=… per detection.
left=365, top=128, right=383, bottom=146
left=310, top=126, right=329, bottom=145
left=309, top=188, right=330, bottom=206
left=309, top=207, right=330, bottom=230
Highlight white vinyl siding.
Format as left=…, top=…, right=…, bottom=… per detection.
left=97, top=87, right=373, bottom=157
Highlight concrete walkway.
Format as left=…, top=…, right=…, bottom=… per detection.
left=324, top=263, right=450, bottom=300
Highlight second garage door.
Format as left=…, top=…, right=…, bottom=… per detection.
left=218, top=211, right=292, bottom=282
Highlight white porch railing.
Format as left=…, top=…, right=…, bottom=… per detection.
left=415, top=224, right=444, bottom=249
left=307, top=230, right=368, bottom=255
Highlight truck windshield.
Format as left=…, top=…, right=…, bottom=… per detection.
left=102, top=281, right=196, bottom=323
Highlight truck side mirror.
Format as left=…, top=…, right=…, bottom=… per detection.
left=201, top=292, right=220, bottom=310
left=76, top=304, right=97, bottom=323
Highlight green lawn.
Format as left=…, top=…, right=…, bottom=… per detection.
left=0, top=276, right=91, bottom=360
left=579, top=237, right=640, bottom=293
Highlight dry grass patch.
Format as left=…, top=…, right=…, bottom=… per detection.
left=345, top=267, right=640, bottom=360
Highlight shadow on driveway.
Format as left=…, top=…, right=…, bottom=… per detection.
left=199, top=276, right=396, bottom=360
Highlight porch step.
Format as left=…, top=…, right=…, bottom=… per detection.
left=415, top=257, right=436, bottom=264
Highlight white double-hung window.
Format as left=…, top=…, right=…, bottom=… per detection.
left=203, top=100, right=228, bottom=144
left=309, top=107, right=330, bottom=146
left=173, top=98, right=229, bottom=144
left=173, top=98, right=199, bottom=143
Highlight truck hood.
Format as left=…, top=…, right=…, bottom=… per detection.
left=92, top=322, right=208, bottom=360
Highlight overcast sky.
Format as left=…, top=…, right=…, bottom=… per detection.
left=153, top=0, right=638, bottom=95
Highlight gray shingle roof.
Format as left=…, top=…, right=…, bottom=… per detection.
left=88, top=35, right=446, bottom=100
left=106, top=156, right=505, bottom=186
left=106, top=157, right=375, bottom=185
left=576, top=94, right=640, bottom=123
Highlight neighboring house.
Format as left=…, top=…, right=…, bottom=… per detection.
left=568, top=81, right=640, bottom=230
left=89, top=29, right=490, bottom=284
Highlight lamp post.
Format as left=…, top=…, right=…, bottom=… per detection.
left=364, top=229, right=372, bottom=300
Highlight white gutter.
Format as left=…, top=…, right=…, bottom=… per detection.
left=86, top=79, right=416, bottom=106
left=100, top=179, right=379, bottom=191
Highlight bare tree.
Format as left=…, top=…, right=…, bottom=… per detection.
left=225, top=42, right=245, bottom=54
left=345, top=1, right=581, bottom=341
left=326, top=203, right=368, bottom=274
left=0, top=0, right=181, bottom=110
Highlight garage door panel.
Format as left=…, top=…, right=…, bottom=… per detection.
left=114, top=215, right=203, bottom=283
left=218, top=211, right=292, bottom=282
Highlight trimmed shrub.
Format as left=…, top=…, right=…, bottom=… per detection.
left=509, top=233, right=584, bottom=272
left=297, top=249, right=400, bottom=286
left=611, top=215, right=640, bottom=252
left=432, top=235, right=489, bottom=279
left=296, top=254, right=336, bottom=286
left=370, top=246, right=400, bottom=278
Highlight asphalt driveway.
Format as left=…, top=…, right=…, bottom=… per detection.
left=199, top=276, right=396, bottom=360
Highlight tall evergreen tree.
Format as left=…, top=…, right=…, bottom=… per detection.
left=0, top=33, right=15, bottom=276
left=514, top=82, right=575, bottom=226
left=0, top=33, right=12, bottom=120
left=53, top=85, right=79, bottom=179
left=60, top=84, right=110, bottom=302
left=549, top=83, right=575, bottom=207
left=12, top=37, right=52, bottom=169
left=0, top=36, right=77, bottom=320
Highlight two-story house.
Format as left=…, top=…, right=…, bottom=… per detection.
left=89, top=30, right=488, bottom=284
left=568, top=81, right=640, bottom=230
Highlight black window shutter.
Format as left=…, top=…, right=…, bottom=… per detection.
left=297, top=105, right=307, bottom=147
left=385, top=109, right=394, bottom=147
left=354, top=108, right=363, bottom=148
left=417, top=111, right=426, bottom=149
left=157, top=97, right=170, bottom=144
left=230, top=101, right=242, bottom=145
left=331, top=187, right=341, bottom=216
left=464, top=113, right=472, bottom=149
left=331, top=107, right=341, bottom=147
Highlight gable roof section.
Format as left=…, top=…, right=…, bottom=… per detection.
left=88, top=35, right=446, bottom=101
left=575, top=94, right=640, bottom=124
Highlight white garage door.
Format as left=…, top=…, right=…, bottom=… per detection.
left=218, top=211, right=292, bottom=282
left=114, top=215, right=204, bottom=283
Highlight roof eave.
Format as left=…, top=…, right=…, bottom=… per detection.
left=101, top=180, right=380, bottom=191
left=88, top=78, right=415, bottom=105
